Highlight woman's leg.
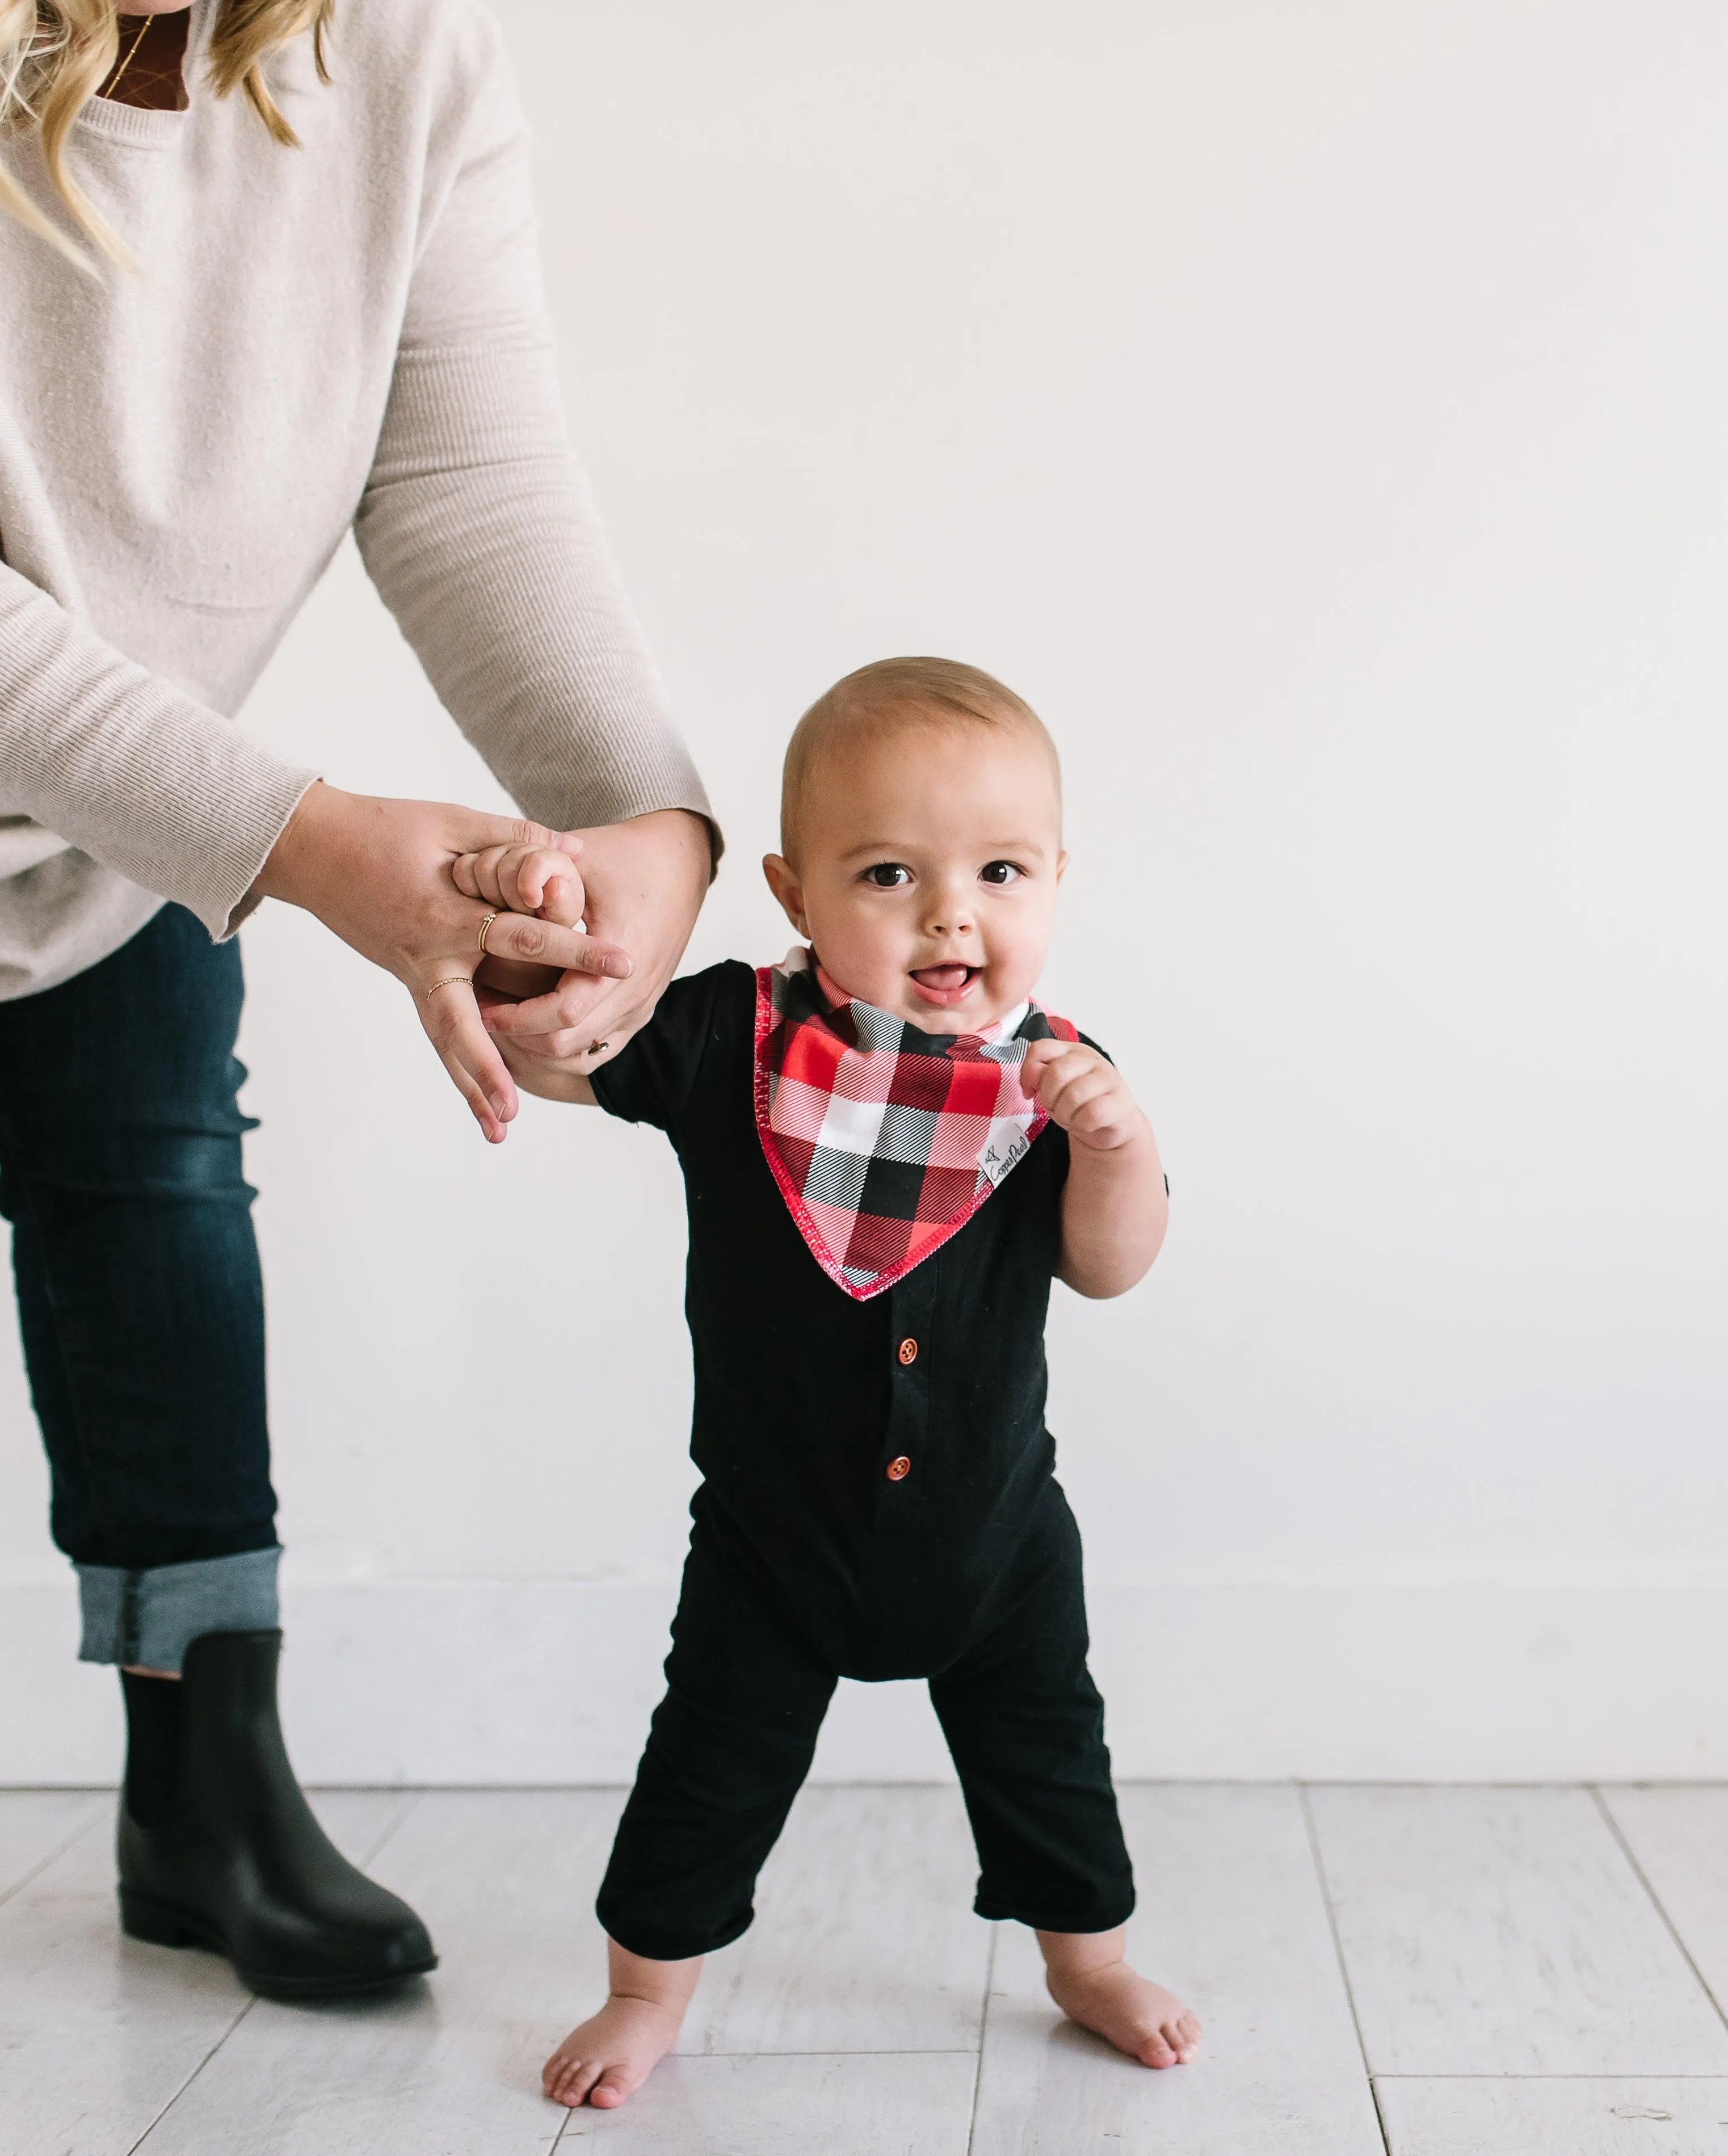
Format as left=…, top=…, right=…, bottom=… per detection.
left=0, top=903, right=276, bottom=1653
left=0, top=904, right=435, bottom=1995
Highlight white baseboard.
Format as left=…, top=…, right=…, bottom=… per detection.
left=3, top=1576, right=1726, bottom=1786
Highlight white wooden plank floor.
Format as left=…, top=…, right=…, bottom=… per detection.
left=9, top=1783, right=1728, bottom=2155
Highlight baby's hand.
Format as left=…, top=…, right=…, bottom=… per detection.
left=452, top=839, right=586, bottom=928
left=1021, top=1038, right=1146, bottom=1152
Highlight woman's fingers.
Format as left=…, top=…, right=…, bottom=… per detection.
left=419, top=974, right=518, bottom=1143
left=251, top=790, right=617, bottom=1143
left=497, top=1018, right=613, bottom=1064
left=480, top=911, right=631, bottom=983
left=481, top=968, right=614, bottom=1041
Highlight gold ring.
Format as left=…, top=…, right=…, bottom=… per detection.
left=425, top=975, right=472, bottom=997
left=477, top=911, right=499, bottom=957
left=587, top=1039, right=609, bottom=1056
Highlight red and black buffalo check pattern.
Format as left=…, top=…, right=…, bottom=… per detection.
left=752, top=950, right=1079, bottom=1300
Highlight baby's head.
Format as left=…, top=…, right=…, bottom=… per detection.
left=763, top=657, right=1066, bottom=1034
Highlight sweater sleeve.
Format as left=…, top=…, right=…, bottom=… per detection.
left=351, top=30, right=713, bottom=843
left=0, top=563, right=318, bottom=938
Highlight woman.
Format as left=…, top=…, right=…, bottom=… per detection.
left=0, top=0, right=713, bottom=1996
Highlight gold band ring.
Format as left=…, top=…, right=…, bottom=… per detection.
left=425, top=975, right=472, bottom=998
left=477, top=911, right=499, bottom=957
left=588, top=1040, right=610, bottom=1056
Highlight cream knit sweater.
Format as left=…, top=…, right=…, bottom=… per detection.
left=0, top=0, right=709, bottom=998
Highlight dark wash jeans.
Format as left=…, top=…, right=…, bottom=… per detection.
left=0, top=904, right=280, bottom=1668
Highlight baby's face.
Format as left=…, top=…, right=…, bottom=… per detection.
left=765, top=721, right=1066, bottom=1033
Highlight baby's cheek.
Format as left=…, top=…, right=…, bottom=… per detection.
left=817, top=916, right=910, bottom=1002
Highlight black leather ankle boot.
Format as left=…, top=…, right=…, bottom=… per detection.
left=117, top=1629, right=436, bottom=1999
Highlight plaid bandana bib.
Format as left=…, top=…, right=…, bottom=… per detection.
left=753, top=948, right=1079, bottom=1300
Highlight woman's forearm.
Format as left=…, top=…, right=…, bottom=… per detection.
left=0, top=562, right=318, bottom=938
left=351, top=64, right=713, bottom=849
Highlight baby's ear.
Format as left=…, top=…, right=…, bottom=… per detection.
left=762, top=854, right=809, bottom=934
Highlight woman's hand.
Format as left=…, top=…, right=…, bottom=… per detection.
left=452, top=838, right=589, bottom=1004
left=480, top=808, right=712, bottom=1076
left=254, top=782, right=632, bottom=1143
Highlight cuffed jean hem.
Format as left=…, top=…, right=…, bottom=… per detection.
left=76, top=1546, right=281, bottom=1672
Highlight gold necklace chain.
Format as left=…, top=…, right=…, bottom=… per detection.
left=101, top=14, right=156, bottom=102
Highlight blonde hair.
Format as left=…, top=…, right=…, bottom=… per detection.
left=781, top=655, right=1061, bottom=859
left=0, top=0, right=333, bottom=266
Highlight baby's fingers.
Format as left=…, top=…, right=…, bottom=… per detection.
left=499, top=841, right=585, bottom=920
left=1062, top=1074, right=1128, bottom=1128
left=534, top=857, right=586, bottom=929
left=1019, top=1038, right=1065, bottom=1096
left=1022, top=1038, right=1092, bottom=1105
left=453, top=840, right=584, bottom=918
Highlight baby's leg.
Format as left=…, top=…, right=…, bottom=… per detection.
left=1038, top=1926, right=1201, bottom=2069
left=543, top=1940, right=703, bottom=2109
left=930, top=1494, right=1201, bottom=2069
left=545, top=1516, right=838, bottom=2109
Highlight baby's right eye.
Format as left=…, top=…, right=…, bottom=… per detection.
left=863, top=863, right=912, bottom=888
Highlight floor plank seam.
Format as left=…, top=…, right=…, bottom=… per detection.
left=355, top=1786, right=425, bottom=1869
left=1590, top=1784, right=1728, bottom=2036
left=963, top=1920, right=999, bottom=2156
left=124, top=1995, right=258, bottom=2156
left=1299, top=1783, right=1392, bottom=2156
left=1371, top=2073, right=1728, bottom=2082
left=0, top=1797, right=107, bottom=1913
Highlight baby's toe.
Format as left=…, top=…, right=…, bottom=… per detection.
left=1139, top=2029, right=1179, bottom=2068
left=588, top=2065, right=636, bottom=2108
left=1174, top=2010, right=1203, bottom=2052
left=545, top=2054, right=599, bottom=2108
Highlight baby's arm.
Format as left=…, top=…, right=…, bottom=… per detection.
left=1021, top=1039, right=1168, bottom=1298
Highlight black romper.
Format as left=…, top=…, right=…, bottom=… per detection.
left=589, top=961, right=1135, bottom=1960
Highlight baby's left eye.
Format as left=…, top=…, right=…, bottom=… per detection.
left=979, top=861, right=1021, bottom=886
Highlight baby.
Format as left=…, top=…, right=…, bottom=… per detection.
left=459, top=656, right=1200, bottom=2109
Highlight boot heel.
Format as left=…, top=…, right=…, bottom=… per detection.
left=120, top=1888, right=196, bottom=1948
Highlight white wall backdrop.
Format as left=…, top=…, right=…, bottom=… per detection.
left=5, top=0, right=1728, bottom=1783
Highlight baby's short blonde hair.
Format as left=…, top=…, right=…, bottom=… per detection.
left=780, top=656, right=1059, bottom=860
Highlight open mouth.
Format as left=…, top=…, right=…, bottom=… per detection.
left=910, top=963, right=980, bottom=1007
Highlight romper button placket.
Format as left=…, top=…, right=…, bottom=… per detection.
left=889, top=1333, right=918, bottom=1481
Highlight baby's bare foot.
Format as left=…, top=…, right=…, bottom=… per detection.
left=1045, top=1959, right=1202, bottom=2069
left=541, top=1994, right=684, bottom=2109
